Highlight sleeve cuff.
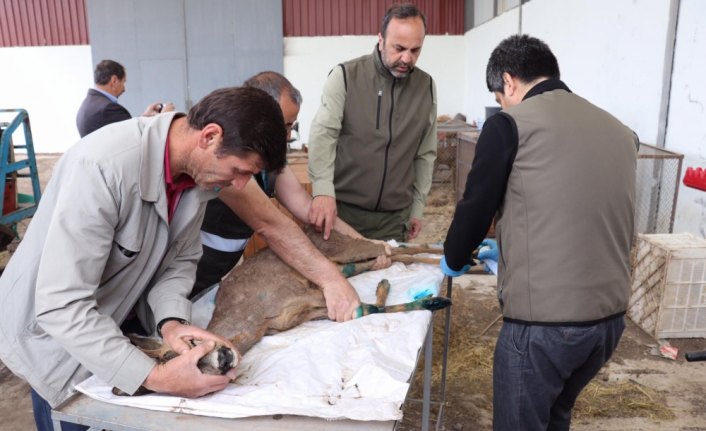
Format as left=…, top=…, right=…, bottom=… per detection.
left=410, top=201, right=425, bottom=220
left=312, top=182, right=336, bottom=198
left=108, top=345, right=156, bottom=396
left=157, top=317, right=189, bottom=337
left=152, top=298, right=191, bottom=333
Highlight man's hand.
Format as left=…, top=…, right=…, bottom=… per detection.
left=321, top=280, right=361, bottom=322
left=309, top=195, right=337, bottom=240
left=142, top=341, right=233, bottom=398
left=160, top=320, right=236, bottom=358
left=477, top=238, right=499, bottom=261
left=406, top=217, right=422, bottom=240
left=439, top=255, right=470, bottom=277
left=369, top=239, right=392, bottom=270
left=142, top=102, right=175, bottom=117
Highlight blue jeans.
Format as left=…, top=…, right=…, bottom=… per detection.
left=31, top=388, right=88, bottom=431
left=492, top=316, right=625, bottom=431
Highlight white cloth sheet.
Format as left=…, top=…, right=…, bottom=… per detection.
left=76, top=262, right=444, bottom=421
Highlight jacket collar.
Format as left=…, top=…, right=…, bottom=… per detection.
left=137, top=113, right=218, bottom=222
left=87, top=88, right=118, bottom=103
left=523, top=79, right=572, bottom=101
left=138, top=112, right=182, bottom=204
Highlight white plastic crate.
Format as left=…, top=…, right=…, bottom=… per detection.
left=629, top=233, right=706, bottom=338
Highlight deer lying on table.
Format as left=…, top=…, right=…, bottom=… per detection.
left=119, top=226, right=450, bottom=395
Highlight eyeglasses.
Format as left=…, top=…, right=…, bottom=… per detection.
left=285, top=121, right=299, bottom=132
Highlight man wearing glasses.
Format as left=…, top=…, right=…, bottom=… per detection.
left=192, top=71, right=385, bottom=298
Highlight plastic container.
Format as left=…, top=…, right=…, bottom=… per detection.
left=629, top=233, right=706, bottom=338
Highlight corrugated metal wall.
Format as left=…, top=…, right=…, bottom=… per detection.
left=0, top=0, right=88, bottom=47
left=86, top=0, right=283, bottom=112
left=283, top=0, right=464, bottom=36
left=0, top=0, right=463, bottom=46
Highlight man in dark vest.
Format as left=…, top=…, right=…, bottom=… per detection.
left=307, top=3, right=437, bottom=242
left=193, top=71, right=388, bottom=298
left=76, top=59, right=173, bottom=137
left=441, top=35, right=639, bottom=430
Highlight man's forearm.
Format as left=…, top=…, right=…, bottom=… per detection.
left=411, top=153, right=435, bottom=220
left=308, top=66, right=346, bottom=198
left=410, top=96, right=438, bottom=220
left=261, top=215, right=348, bottom=286
left=220, top=179, right=346, bottom=287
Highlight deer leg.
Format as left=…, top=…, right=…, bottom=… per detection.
left=338, top=260, right=377, bottom=277
left=383, top=296, right=452, bottom=312
left=392, top=245, right=443, bottom=255
left=355, top=278, right=452, bottom=318
left=375, top=279, right=391, bottom=307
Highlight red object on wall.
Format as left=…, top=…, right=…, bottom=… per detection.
left=683, top=167, right=706, bottom=191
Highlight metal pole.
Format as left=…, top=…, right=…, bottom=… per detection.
left=656, top=0, right=681, bottom=149
left=421, top=321, right=433, bottom=431
left=435, top=275, right=453, bottom=430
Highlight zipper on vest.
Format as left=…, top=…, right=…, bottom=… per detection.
left=375, top=80, right=396, bottom=210
left=375, top=90, right=382, bottom=129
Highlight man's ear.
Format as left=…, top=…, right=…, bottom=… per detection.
left=198, top=123, right=223, bottom=149
left=502, top=72, right=516, bottom=97
left=378, top=33, right=384, bottom=51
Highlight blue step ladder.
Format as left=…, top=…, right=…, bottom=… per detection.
left=0, top=109, right=42, bottom=247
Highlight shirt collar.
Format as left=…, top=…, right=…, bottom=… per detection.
left=523, top=79, right=572, bottom=101
left=94, top=88, right=119, bottom=104
left=164, top=136, right=196, bottom=193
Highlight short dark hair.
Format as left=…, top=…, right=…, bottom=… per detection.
left=187, top=87, right=287, bottom=173
left=94, top=60, right=125, bottom=85
left=380, top=3, right=426, bottom=38
left=486, top=34, right=560, bottom=93
left=243, top=71, right=302, bottom=107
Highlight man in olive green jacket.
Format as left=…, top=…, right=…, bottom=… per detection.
left=308, top=3, right=437, bottom=242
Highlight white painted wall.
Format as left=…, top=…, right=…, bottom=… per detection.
left=463, top=9, right=519, bottom=125
left=463, top=0, right=670, bottom=145
left=0, top=46, right=92, bottom=153
left=284, top=35, right=465, bottom=146
left=666, top=0, right=706, bottom=236
left=461, top=0, right=706, bottom=238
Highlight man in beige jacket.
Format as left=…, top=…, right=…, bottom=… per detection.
left=0, top=86, right=359, bottom=431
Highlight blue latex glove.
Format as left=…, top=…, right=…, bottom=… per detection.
left=440, top=256, right=470, bottom=277
left=477, top=239, right=499, bottom=261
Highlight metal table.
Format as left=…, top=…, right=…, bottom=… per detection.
left=53, top=278, right=456, bottom=431
left=52, top=394, right=395, bottom=430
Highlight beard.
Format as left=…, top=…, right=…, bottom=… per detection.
left=380, top=49, right=413, bottom=78
left=387, top=62, right=411, bottom=78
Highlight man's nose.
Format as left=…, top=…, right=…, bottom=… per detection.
left=401, top=51, right=412, bottom=64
